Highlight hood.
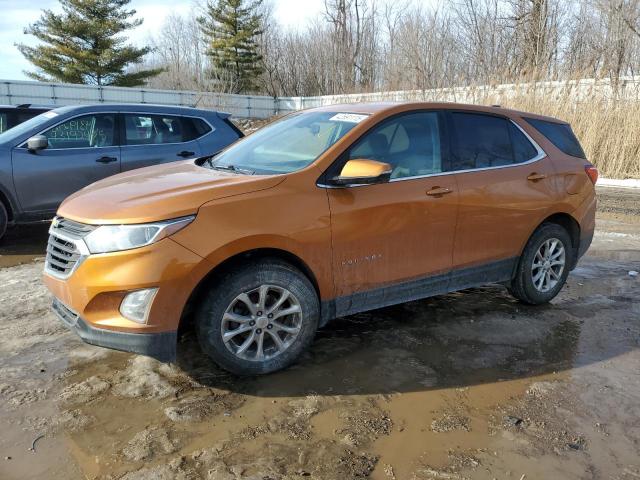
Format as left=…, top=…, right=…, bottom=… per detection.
left=58, top=160, right=285, bottom=224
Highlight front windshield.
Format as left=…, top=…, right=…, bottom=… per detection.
left=0, top=109, right=63, bottom=143
left=205, top=111, right=369, bottom=175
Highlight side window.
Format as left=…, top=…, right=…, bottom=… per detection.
left=524, top=117, right=585, bottom=158
left=190, top=118, right=213, bottom=138
left=43, top=114, right=115, bottom=149
left=124, top=114, right=211, bottom=145
left=509, top=122, right=538, bottom=162
left=450, top=112, right=513, bottom=170
left=0, top=113, right=7, bottom=133
left=348, top=112, right=442, bottom=179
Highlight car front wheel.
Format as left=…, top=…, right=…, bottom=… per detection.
left=508, top=223, right=572, bottom=305
left=0, top=202, right=7, bottom=242
left=195, top=259, right=319, bottom=375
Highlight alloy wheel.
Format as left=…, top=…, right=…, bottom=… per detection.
left=220, top=284, right=303, bottom=361
left=531, top=237, right=566, bottom=293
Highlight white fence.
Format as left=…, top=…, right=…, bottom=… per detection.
left=2, top=77, right=640, bottom=119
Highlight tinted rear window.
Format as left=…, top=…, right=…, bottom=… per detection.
left=524, top=117, right=585, bottom=158
left=450, top=113, right=514, bottom=170
left=509, top=122, right=538, bottom=161
left=191, top=117, right=213, bottom=137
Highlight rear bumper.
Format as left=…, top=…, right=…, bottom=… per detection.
left=52, top=298, right=176, bottom=362
left=577, top=227, right=594, bottom=261
left=571, top=188, right=596, bottom=269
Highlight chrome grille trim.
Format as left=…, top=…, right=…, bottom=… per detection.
left=54, top=217, right=95, bottom=237
left=44, top=217, right=94, bottom=280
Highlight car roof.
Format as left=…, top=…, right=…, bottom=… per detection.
left=308, top=101, right=566, bottom=124
left=47, top=103, right=230, bottom=117
left=0, top=104, right=54, bottom=110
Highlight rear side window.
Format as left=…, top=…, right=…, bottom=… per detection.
left=123, top=114, right=213, bottom=145
left=524, top=117, right=585, bottom=158
left=450, top=113, right=514, bottom=170
left=449, top=113, right=541, bottom=171
left=190, top=117, right=213, bottom=137
left=509, top=122, right=539, bottom=161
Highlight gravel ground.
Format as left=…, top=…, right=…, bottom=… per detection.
left=0, top=187, right=638, bottom=480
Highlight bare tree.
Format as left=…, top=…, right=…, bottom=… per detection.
left=144, top=12, right=207, bottom=90
left=142, top=0, right=640, bottom=97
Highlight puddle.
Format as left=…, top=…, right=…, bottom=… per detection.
left=0, top=223, right=49, bottom=268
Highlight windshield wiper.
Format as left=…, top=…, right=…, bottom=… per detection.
left=204, top=157, right=254, bottom=175
left=212, top=164, right=255, bottom=175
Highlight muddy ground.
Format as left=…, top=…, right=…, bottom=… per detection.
left=0, top=187, right=638, bottom=480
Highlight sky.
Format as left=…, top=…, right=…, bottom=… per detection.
left=0, top=0, right=328, bottom=81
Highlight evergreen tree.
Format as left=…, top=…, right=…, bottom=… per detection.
left=199, top=0, right=264, bottom=93
left=17, top=0, right=161, bottom=86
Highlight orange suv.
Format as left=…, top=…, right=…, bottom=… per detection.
left=43, top=103, right=597, bottom=374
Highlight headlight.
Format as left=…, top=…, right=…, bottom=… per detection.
left=84, top=216, right=195, bottom=254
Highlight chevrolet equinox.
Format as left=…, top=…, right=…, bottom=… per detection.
left=43, top=102, right=597, bottom=375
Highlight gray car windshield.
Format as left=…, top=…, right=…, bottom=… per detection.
left=205, top=111, right=369, bottom=174
left=0, top=108, right=70, bottom=144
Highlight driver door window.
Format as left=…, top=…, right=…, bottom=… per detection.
left=348, top=111, right=443, bottom=179
left=326, top=110, right=457, bottom=308
left=43, top=114, right=116, bottom=149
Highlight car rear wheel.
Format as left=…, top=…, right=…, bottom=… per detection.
left=195, top=259, right=319, bottom=375
left=508, top=223, right=572, bottom=305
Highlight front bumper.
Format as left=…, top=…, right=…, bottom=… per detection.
left=43, top=236, right=210, bottom=334
left=52, top=298, right=177, bottom=361
left=43, top=234, right=215, bottom=364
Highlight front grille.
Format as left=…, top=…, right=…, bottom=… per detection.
left=52, top=298, right=79, bottom=328
left=46, top=235, right=81, bottom=275
left=45, top=217, right=94, bottom=279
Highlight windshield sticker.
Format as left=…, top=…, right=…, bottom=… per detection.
left=42, top=111, right=59, bottom=119
left=329, top=113, right=369, bottom=123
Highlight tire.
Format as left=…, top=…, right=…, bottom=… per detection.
left=0, top=202, right=7, bottom=243
left=195, top=258, right=319, bottom=375
left=508, top=223, right=572, bottom=305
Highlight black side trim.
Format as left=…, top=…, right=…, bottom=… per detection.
left=321, top=257, right=518, bottom=322
left=576, top=228, right=594, bottom=265
left=448, top=257, right=517, bottom=292
left=52, top=302, right=177, bottom=362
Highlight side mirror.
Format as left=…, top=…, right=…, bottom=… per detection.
left=27, top=135, right=48, bottom=152
left=330, top=159, right=392, bottom=186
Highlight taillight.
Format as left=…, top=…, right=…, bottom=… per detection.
left=585, top=165, right=598, bottom=185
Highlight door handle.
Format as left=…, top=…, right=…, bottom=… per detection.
left=426, top=186, right=453, bottom=196
left=527, top=172, right=547, bottom=181
left=177, top=150, right=195, bottom=158
left=96, top=156, right=117, bottom=164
